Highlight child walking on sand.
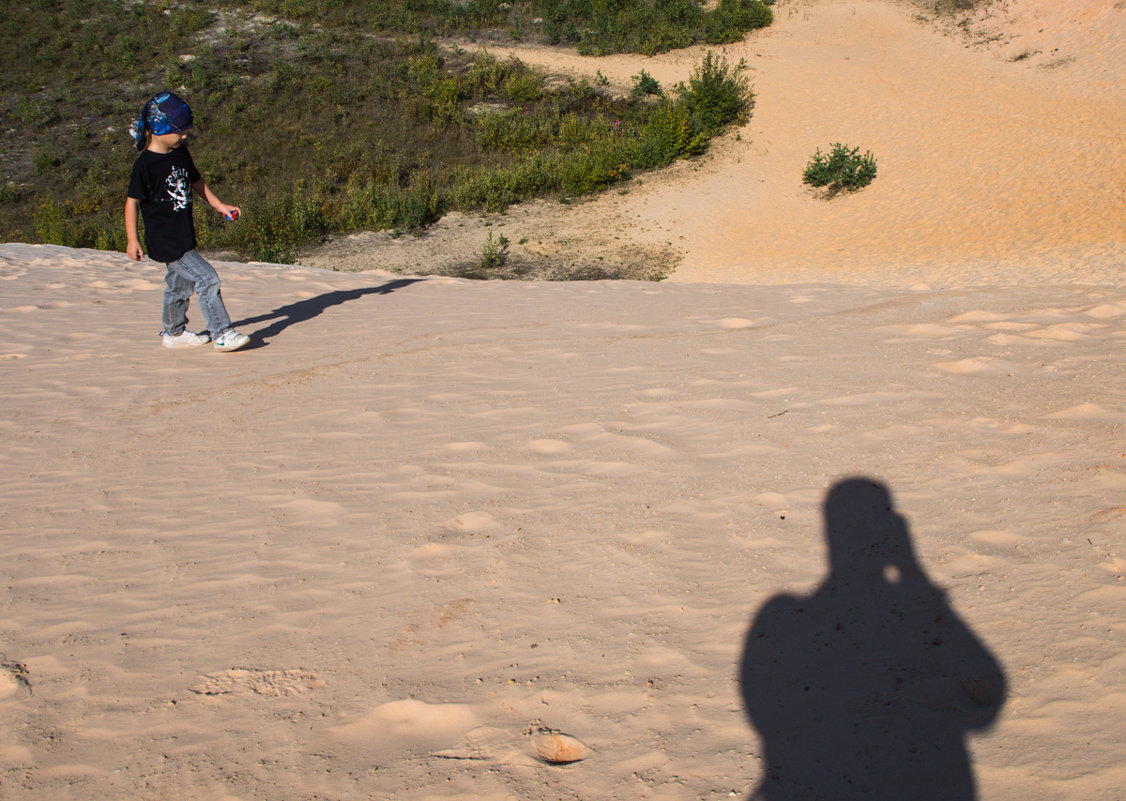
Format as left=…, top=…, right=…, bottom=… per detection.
left=125, top=91, right=250, bottom=352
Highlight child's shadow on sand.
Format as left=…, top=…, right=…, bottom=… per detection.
left=232, top=278, right=422, bottom=349
left=740, top=477, right=1006, bottom=800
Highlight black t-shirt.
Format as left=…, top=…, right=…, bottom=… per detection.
left=127, top=146, right=202, bottom=263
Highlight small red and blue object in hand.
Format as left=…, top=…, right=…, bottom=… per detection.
left=223, top=209, right=240, bottom=221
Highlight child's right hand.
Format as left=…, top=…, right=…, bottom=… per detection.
left=127, top=241, right=144, bottom=261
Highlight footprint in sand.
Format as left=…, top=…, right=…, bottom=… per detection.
left=1085, top=302, right=1126, bottom=319
left=442, top=440, right=489, bottom=454
left=968, top=530, right=1028, bottom=552
left=1042, top=403, right=1125, bottom=422
left=1024, top=323, right=1099, bottom=341
left=275, top=498, right=346, bottom=529
left=443, top=510, right=499, bottom=533
left=333, top=699, right=477, bottom=757
left=933, top=356, right=1015, bottom=375
left=880, top=322, right=966, bottom=340
left=528, top=439, right=573, bottom=456
left=823, top=390, right=921, bottom=406
left=989, top=322, right=1102, bottom=346
left=717, top=317, right=762, bottom=330
left=947, top=311, right=1006, bottom=323
left=190, top=668, right=324, bottom=697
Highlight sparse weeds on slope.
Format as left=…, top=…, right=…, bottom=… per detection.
left=537, top=0, right=773, bottom=55
left=471, top=230, right=511, bottom=277
left=1, top=1, right=761, bottom=271
left=922, top=0, right=983, bottom=12
left=255, top=0, right=775, bottom=56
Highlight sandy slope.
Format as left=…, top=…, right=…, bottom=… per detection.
left=2, top=1, right=1125, bottom=799
left=2, top=241, right=1125, bottom=800
left=301, top=0, right=1124, bottom=286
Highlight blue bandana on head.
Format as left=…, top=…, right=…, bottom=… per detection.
left=128, top=92, right=193, bottom=150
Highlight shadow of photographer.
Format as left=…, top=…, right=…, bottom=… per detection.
left=740, top=477, right=1006, bottom=800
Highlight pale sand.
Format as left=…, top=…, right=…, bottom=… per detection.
left=2, top=1, right=1125, bottom=799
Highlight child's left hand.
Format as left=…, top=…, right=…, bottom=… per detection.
left=220, top=205, right=241, bottom=221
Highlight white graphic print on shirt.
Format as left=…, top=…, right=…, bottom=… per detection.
left=165, top=166, right=191, bottom=211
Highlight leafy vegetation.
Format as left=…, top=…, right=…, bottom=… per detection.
left=802, top=143, right=878, bottom=197
left=243, top=0, right=773, bottom=56
left=474, top=231, right=511, bottom=277
left=922, top=0, right=983, bottom=12
left=533, top=0, right=773, bottom=56
left=631, top=70, right=664, bottom=98
left=1, top=1, right=762, bottom=269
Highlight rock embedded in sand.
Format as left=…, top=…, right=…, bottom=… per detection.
left=529, top=727, right=587, bottom=764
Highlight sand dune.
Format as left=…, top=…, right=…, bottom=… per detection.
left=302, top=0, right=1125, bottom=287
left=2, top=240, right=1124, bottom=799
left=2, top=0, right=1125, bottom=799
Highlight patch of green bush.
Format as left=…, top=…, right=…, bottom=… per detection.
left=802, top=143, right=878, bottom=196
left=706, top=0, right=774, bottom=43
left=631, top=69, right=663, bottom=98
left=480, top=231, right=510, bottom=270
left=633, top=99, right=707, bottom=168
left=338, top=178, right=443, bottom=233
left=559, top=147, right=632, bottom=196
left=475, top=108, right=556, bottom=153
left=677, top=51, right=754, bottom=136
left=32, top=198, right=126, bottom=251
left=537, top=0, right=772, bottom=55
left=231, top=192, right=328, bottom=264
left=450, top=153, right=562, bottom=211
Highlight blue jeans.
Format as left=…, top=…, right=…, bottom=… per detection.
left=163, top=249, right=232, bottom=337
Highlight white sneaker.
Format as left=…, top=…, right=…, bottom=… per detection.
left=162, top=330, right=211, bottom=348
left=213, top=329, right=251, bottom=352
